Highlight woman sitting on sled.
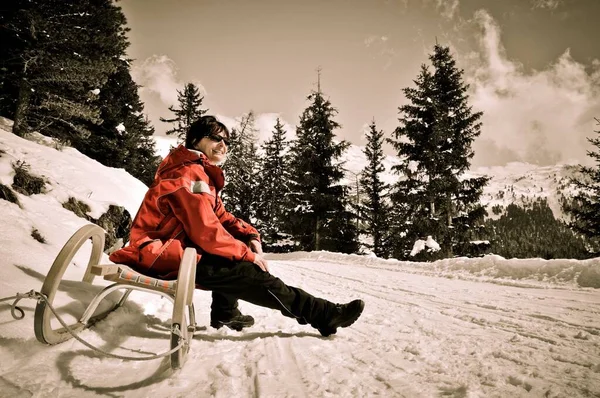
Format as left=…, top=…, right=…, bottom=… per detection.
left=109, top=115, right=364, bottom=336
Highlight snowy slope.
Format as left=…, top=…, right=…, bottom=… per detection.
left=469, top=162, right=580, bottom=220
left=1, top=251, right=599, bottom=397
left=0, top=122, right=599, bottom=397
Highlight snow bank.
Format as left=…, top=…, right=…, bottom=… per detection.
left=0, top=125, right=147, bottom=219
left=268, top=251, right=600, bottom=289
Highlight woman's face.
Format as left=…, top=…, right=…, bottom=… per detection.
left=195, top=132, right=229, bottom=164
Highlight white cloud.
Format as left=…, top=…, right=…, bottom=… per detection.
left=131, top=55, right=206, bottom=107
left=153, top=134, right=178, bottom=158
left=364, top=35, right=397, bottom=70
left=364, top=35, right=392, bottom=48
left=467, top=10, right=600, bottom=166
left=531, top=0, right=563, bottom=10
left=364, top=35, right=378, bottom=47
left=255, top=113, right=296, bottom=143
left=222, top=113, right=296, bottom=145
left=383, top=0, right=408, bottom=7
left=435, top=0, right=460, bottom=19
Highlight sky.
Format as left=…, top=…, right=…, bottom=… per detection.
left=0, top=121, right=599, bottom=396
left=118, top=0, right=600, bottom=167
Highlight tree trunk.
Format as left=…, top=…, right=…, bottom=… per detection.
left=446, top=195, right=453, bottom=257
left=447, top=195, right=452, bottom=227
left=14, top=14, right=38, bottom=137
left=315, top=215, right=320, bottom=251
left=355, top=175, right=360, bottom=232
left=13, top=78, right=31, bottom=137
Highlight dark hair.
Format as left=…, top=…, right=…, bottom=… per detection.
left=185, top=115, right=230, bottom=150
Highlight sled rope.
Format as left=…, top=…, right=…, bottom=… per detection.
left=0, top=290, right=33, bottom=320
left=0, top=290, right=187, bottom=361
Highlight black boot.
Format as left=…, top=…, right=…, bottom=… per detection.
left=318, top=299, right=365, bottom=337
left=210, top=312, right=255, bottom=331
left=209, top=291, right=254, bottom=331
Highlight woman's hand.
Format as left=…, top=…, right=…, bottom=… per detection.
left=253, top=253, right=269, bottom=273
left=248, top=239, right=263, bottom=254
left=248, top=239, right=268, bottom=271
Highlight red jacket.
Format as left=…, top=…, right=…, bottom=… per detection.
left=109, top=145, right=259, bottom=279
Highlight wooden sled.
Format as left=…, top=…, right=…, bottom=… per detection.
left=33, top=224, right=197, bottom=370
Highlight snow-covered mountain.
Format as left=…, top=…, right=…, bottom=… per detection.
left=0, top=119, right=599, bottom=397
left=470, top=162, right=579, bottom=220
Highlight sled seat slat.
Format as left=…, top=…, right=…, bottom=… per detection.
left=103, top=265, right=177, bottom=295
left=89, top=264, right=120, bottom=276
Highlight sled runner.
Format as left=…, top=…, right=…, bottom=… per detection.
left=33, top=224, right=198, bottom=370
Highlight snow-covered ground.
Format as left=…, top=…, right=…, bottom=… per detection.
left=0, top=121, right=599, bottom=397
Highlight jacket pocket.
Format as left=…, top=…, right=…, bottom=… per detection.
left=138, top=238, right=163, bottom=271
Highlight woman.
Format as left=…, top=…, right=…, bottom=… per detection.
left=110, top=115, right=364, bottom=336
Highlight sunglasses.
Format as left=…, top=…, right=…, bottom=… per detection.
left=206, top=133, right=230, bottom=147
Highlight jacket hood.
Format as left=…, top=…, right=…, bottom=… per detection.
left=156, top=145, right=201, bottom=175
left=156, top=145, right=225, bottom=190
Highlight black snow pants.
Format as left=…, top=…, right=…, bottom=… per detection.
left=195, top=254, right=334, bottom=329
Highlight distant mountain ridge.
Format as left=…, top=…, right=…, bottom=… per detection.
left=469, top=162, right=580, bottom=221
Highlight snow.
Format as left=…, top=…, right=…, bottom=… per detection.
left=115, top=123, right=126, bottom=134
left=467, top=162, right=581, bottom=220
left=0, top=120, right=599, bottom=397
left=408, top=160, right=419, bottom=174
left=410, top=235, right=441, bottom=256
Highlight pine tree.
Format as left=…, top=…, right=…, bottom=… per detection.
left=487, top=199, right=590, bottom=259
left=0, top=0, right=127, bottom=141
left=326, top=185, right=360, bottom=254
left=565, top=118, right=600, bottom=254
left=388, top=65, right=438, bottom=259
left=0, top=4, right=22, bottom=118
left=74, top=60, right=160, bottom=186
left=221, top=111, right=261, bottom=222
left=255, top=118, right=292, bottom=247
left=360, top=119, right=392, bottom=258
left=388, top=44, right=489, bottom=259
left=159, top=83, right=207, bottom=144
left=345, top=169, right=363, bottom=249
left=1, top=1, right=161, bottom=186
left=287, top=82, right=357, bottom=253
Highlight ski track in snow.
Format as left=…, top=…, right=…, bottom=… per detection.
left=1, top=257, right=599, bottom=398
